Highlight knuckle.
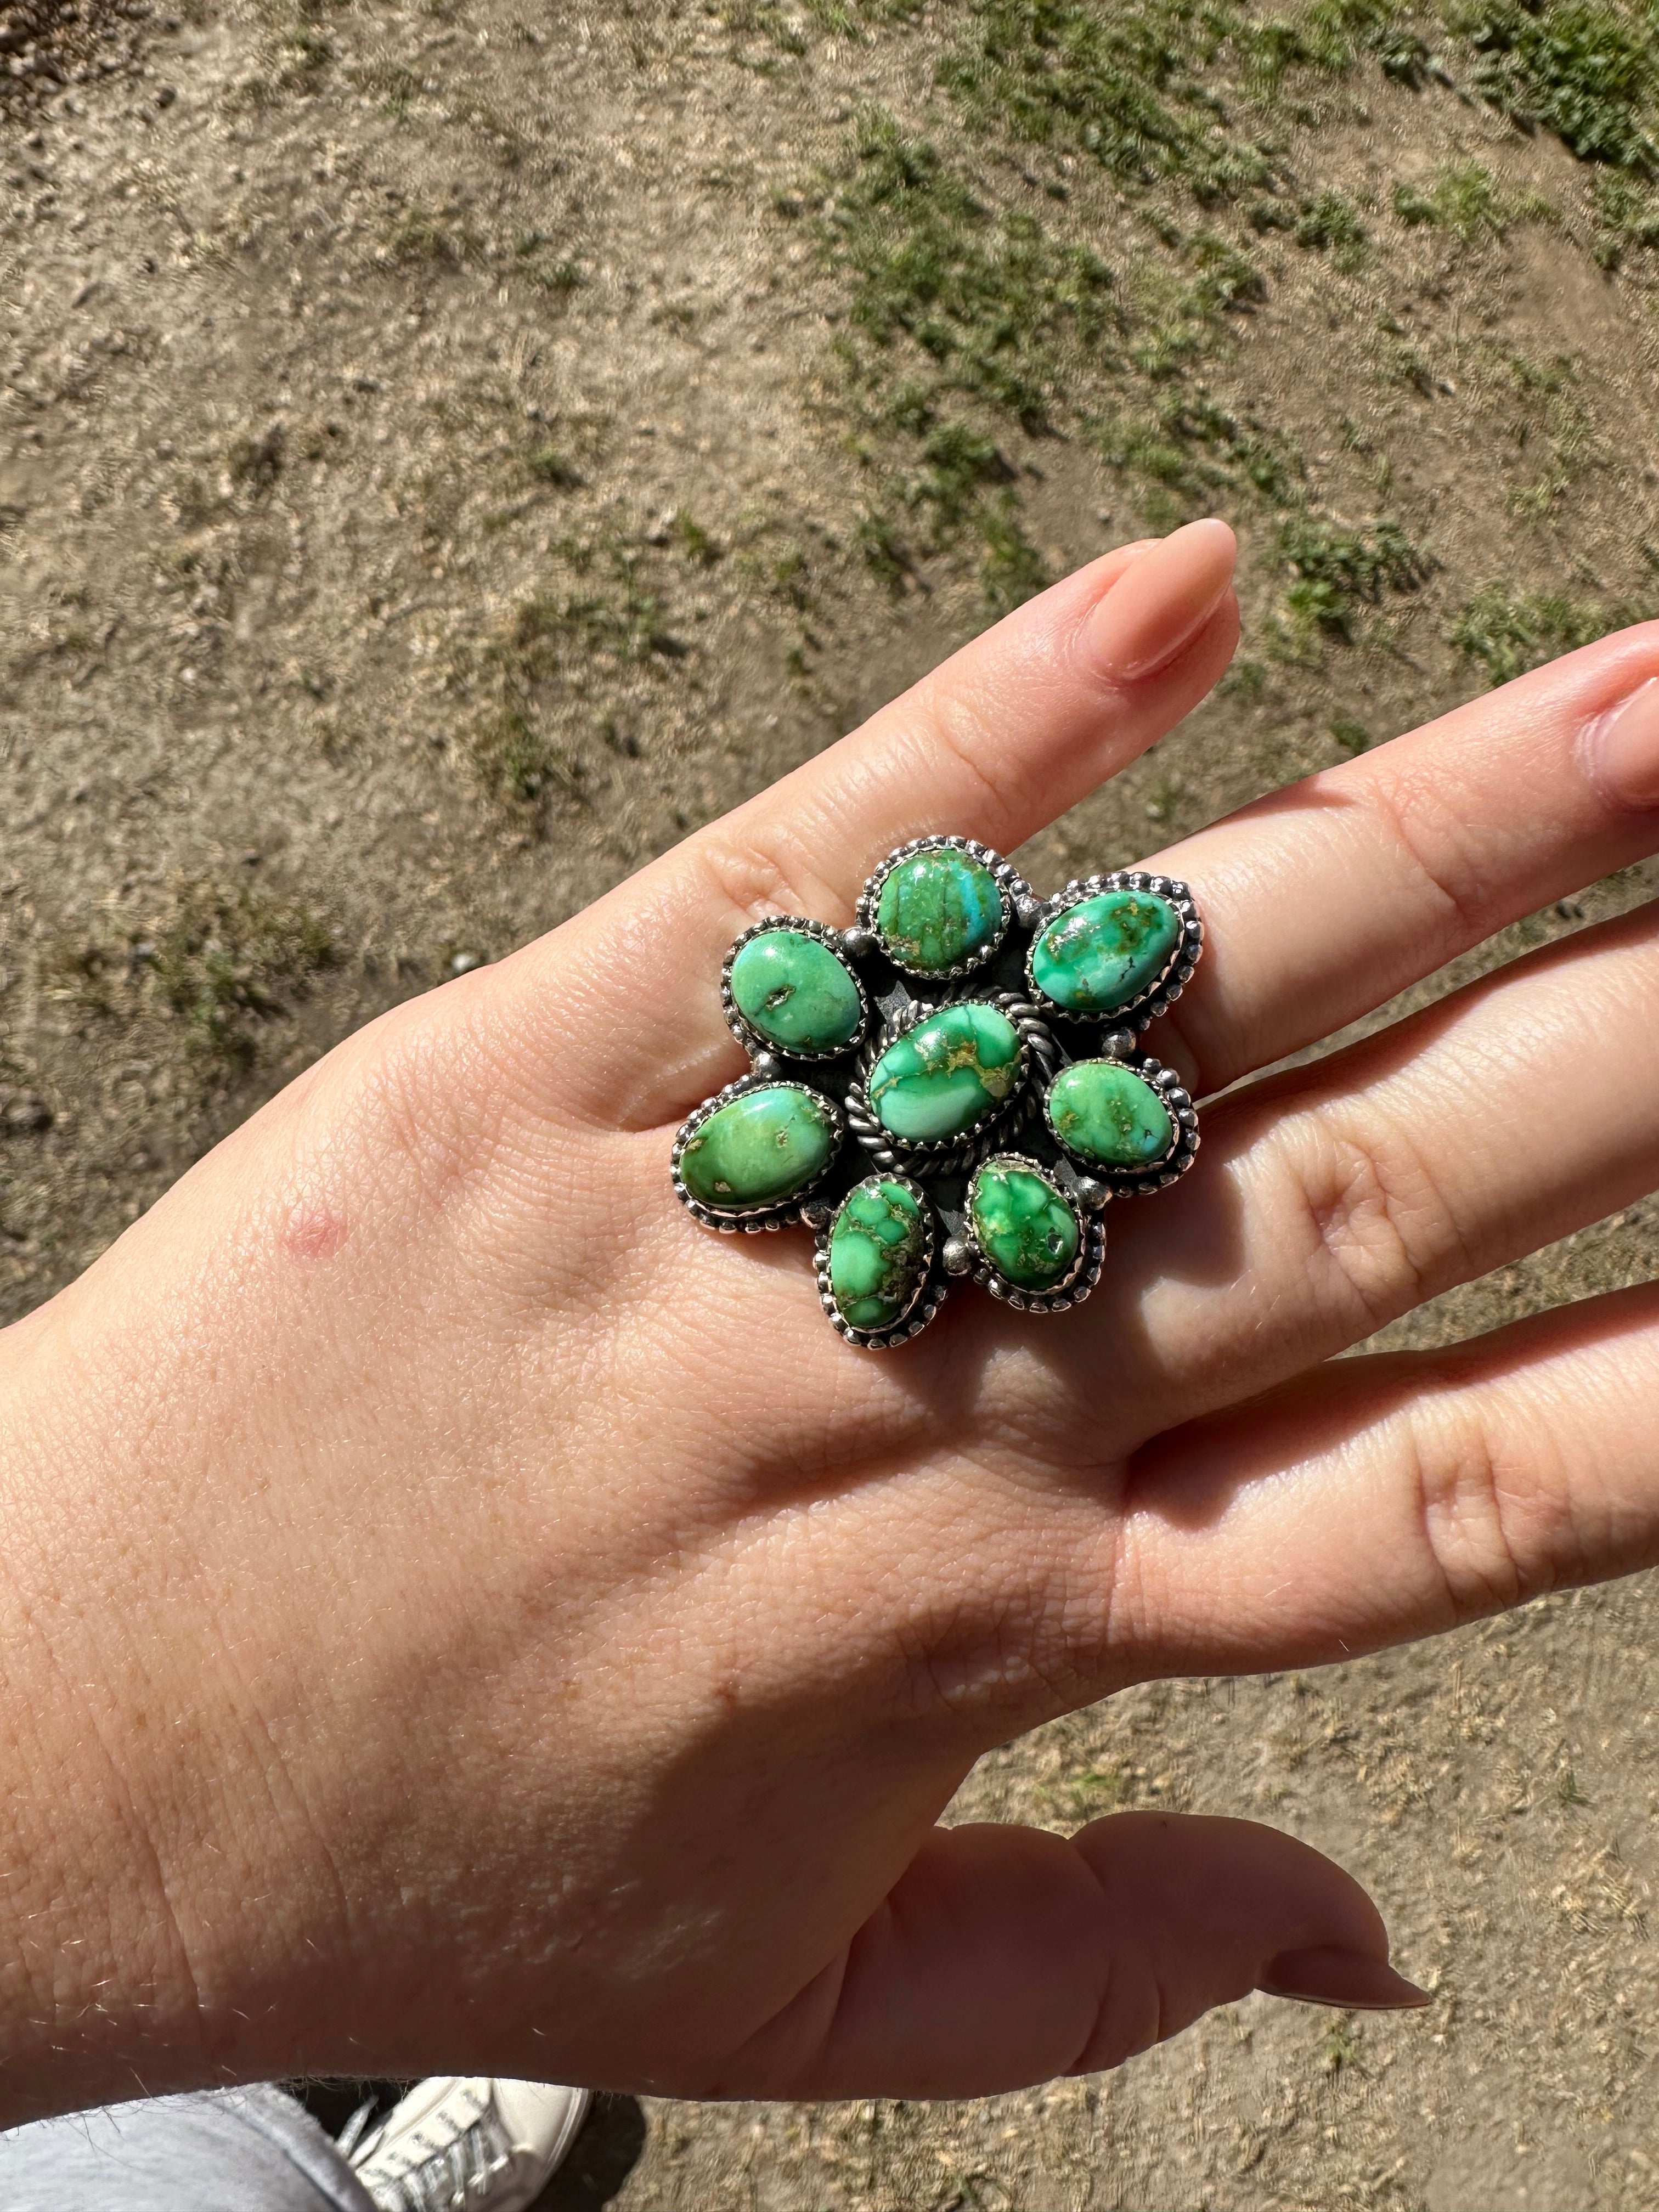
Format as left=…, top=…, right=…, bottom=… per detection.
left=1282, top=1105, right=1472, bottom=1335
left=903, top=676, right=1023, bottom=840
left=1403, top=1393, right=1541, bottom=1620
left=1362, top=759, right=1489, bottom=955
left=688, top=817, right=852, bottom=930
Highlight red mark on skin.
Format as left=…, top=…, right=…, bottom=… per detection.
left=283, top=1201, right=348, bottom=1263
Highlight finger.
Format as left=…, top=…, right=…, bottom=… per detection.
left=723, top=1813, right=1424, bottom=2098
left=1144, top=625, right=1659, bottom=1097
left=1113, top=1281, right=1659, bottom=1679
left=515, top=522, right=1240, bottom=1126
left=1098, top=898, right=1659, bottom=1434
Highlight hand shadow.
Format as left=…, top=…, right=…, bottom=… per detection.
left=533, top=2094, right=648, bottom=2210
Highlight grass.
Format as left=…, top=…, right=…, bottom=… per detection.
left=385, top=205, right=483, bottom=267
left=472, top=709, right=587, bottom=807
left=1449, top=585, right=1644, bottom=682
left=977, top=495, right=1050, bottom=613
left=151, top=880, right=337, bottom=1068
left=938, top=0, right=1275, bottom=206
left=814, top=112, right=1119, bottom=435
left=527, top=447, right=585, bottom=489
left=1279, top=515, right=1434, bottom=639
left=1446, top=0, right=1659, bottom=171
left=1392, top=158, right=1553, bottom=242
left=1093, top=389, right=1302, bottom=525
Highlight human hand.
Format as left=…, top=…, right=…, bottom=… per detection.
left=5, top=518, right=1659, bottom=2121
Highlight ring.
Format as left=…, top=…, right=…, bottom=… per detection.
left=673, top=836, right=1204, bottom=1348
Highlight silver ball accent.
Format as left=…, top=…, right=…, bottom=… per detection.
left=942, top=1237, right=974, bottom=1277
left=1103, top=1028, right=1136, bottom=1061
left=800, top=1200, right=833, bottom=1229
left=841, top=926, right=877, bottom=959
left=1073, top=1177, right=1109, bottom=1211
left=1015, top=894, right=1042, bottom=929
left=752, top=1051, right=784, bottom=1077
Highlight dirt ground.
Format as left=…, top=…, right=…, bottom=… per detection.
left=7, top=0, right=1659, bottom=2204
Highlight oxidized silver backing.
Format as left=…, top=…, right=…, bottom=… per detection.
left=1026, top=870, right=1204, bottom=1034
left=961, top=1152, right=1108, bottom=1314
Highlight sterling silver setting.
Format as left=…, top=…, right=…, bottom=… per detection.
left=1043, top=1052, right=1202, bottom=1200
left=1026, top=870, right=1205, bottom=1033
left=672, top=835, right=1206, bottom=1345
left=844, top=989, right=1060, bottom=1179
left=669, top=1071, right=847, bottom=1232
left=856, top=834, right=1028, bottom=981
left=961, top=1152, right=1108, bottom=1313
left=811, top=1172, right=946, bottom=1350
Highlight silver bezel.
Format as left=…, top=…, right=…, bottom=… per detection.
left=856, top=835, right=1030, bottom=981
left=845, top=990, right=1060, bottom=1178
left=1025, top=870, right=1204, bottom=1033
left=1044, top=1053, right=1200, bottom=1199
left=961, top=1152, right=1107, bottom=1314
left=671, top=1071, right=846, bottom=1233
left=720, top=915, right=870, bottom=1064
left=813, top=1172, right=947, bottom=1350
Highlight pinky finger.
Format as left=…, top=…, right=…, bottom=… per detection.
left=1114, top=1283, right=1659, bottom=1679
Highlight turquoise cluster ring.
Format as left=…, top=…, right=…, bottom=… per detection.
left=672, top=834, right=1203, bottom=1348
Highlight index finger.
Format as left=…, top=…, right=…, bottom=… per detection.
left=524, top=521, right=1240, bottom=1127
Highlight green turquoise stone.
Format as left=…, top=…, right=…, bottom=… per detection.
left=969, top=1160, right=1080, bottom=1291
left=828, top=1178, right=930, bottom=1331
left=1030, top=890, right=1182, bottom=1015
left=875, top=849, right=1004, bottom=974
left=867, top=1002, right=1022, bottom=1144
left=679, top=1085, right=837, bottom=1210
left=1047, top=1059, right=1175, bottom=1169
left=730, top=928, right=864, bottom=1055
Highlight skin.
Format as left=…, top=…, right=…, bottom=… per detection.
left=4, top=517, right=1659, bottom=2125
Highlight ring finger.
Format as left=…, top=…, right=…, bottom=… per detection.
left=1065, top=895, right=1659, bottom=1442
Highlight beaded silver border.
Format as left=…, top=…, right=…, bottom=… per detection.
left=1045, top=1053, right=1201, bottom=1200
left=854, top=835, right=1034, bottom=981
left=845, top=990, right=1060, bottom=1178
left=961, top=1153, right=1107, bottom=1314
left=1025, top=871, right=1204, bottom=1034
left=720, top=916, right=870, bottom=1064
left=671, top=1071, right=847, bottom=1233
left=812, top=1173, right=947, bottom=1350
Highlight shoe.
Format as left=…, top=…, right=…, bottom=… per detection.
left=348, top=2076, right=590, bottom=2212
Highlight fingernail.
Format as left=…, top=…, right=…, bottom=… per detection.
left=1589, top=675, right=1659, bottom=808
left=1082, top=518, right=1236, bottom=683
left=1258, top=1945, right=1432, bottom=2012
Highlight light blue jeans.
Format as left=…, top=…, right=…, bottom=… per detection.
left=0, top=2086, right=376, bottom=2211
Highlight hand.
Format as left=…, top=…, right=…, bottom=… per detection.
left=5, top=518, right=1658, bottom=2123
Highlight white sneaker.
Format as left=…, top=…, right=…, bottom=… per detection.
left=348, top=2076, right=590, bottom=2212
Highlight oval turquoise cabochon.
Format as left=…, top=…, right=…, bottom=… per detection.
left=729, top=927, right=864, bottom=1055
left=827, top=1178, right=931, bottom=1333
left=679, top=1085, right=838, bottom=1209
left=1046, top=1058, right=1175, bottom=1169
left=969, top=1160, right=1080, bottom=1291
left=867, top=1002, right=1023, bottom=1144
left=1030, top=889, right=1181, bottom=1015
left=874, top=848, right=1005, bottom=974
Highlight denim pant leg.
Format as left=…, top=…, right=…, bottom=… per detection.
left=0, top=2085, right=379, bottom=2212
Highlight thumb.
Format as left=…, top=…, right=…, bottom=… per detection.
left=725, top=1811, right=1429, bottom=2099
